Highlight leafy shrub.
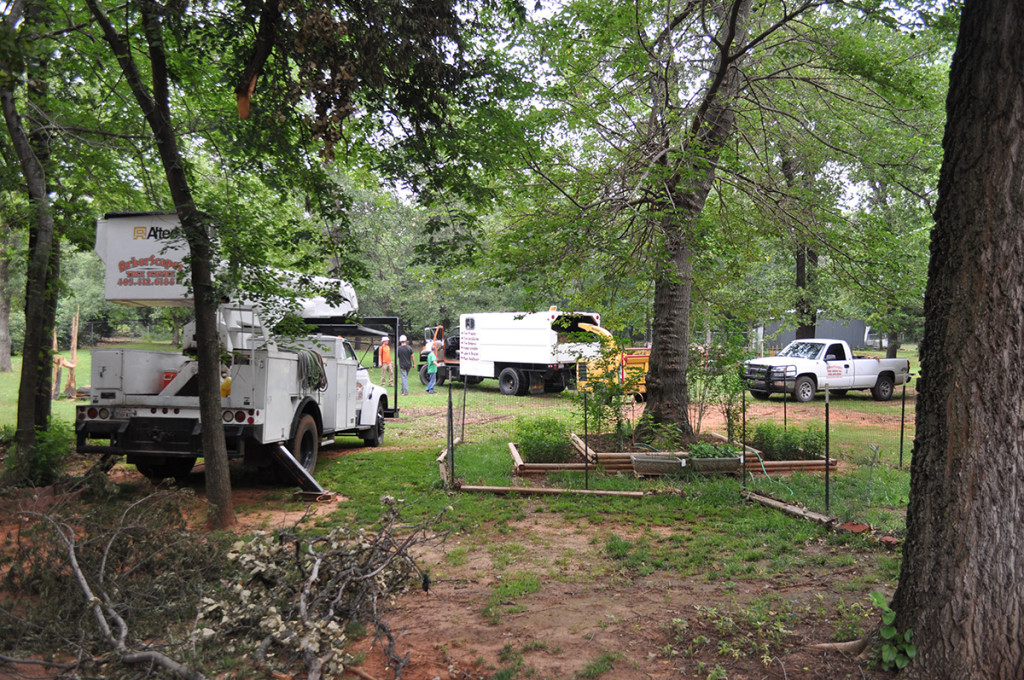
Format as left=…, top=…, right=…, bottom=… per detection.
left=798, top=425, right=826, bottom=457
left=750, top=422, right=784, bottom=460
left=688, top=442, right=742, bottom=459
left=2, top=419, right=74, bottom=487
left=512, top=417, right=572, bottom=464
left=748, top=422, right=824, bottom=461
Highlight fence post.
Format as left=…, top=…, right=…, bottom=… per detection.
left=446, top=380, right=454, bottom=485
left=741, top=386, right=747, bottom=492
left=782, top=367, right=788, bottom=431
left=899, top=381, right=907, bottom=469
left=583, top=388, right=589, bottom=490
left=824, top=387, right=831, bottom=514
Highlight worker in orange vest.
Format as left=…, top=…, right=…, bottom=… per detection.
left=379, top=336, right=394, bottom=386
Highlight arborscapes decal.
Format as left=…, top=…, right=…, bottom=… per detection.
left=117, top=254, right=184, bottom=287
left=96, top=213, right=191, bottom=304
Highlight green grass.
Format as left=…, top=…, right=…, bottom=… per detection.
left=4, top=340, right=906, bottom=582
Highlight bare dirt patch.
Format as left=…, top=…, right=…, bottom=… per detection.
left=339, top=509, right=890, bottom=680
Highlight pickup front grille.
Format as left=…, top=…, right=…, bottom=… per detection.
left=742, top=363, right=796, bottom=386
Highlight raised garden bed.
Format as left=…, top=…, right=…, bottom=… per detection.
left=503, top=431, right=837, bottom=479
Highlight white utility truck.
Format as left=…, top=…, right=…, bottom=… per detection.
left=75, top=212, right=389, bottom=488
left=742, top=338, right=911, bottom=402
left=423, top=309, right=607, bottom=395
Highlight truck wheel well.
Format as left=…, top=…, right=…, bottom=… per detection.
left=291, top=398, right=323, bottom=438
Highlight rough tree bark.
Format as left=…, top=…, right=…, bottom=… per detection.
left=890, top=1, right=1024, bottom=677
left=643, top=0, right=751, bottom=440
left=781, top=155, right=817, bottom=340
left=793, top=244, right=817, bottom=340
left=884, top=331, right=899, bottom=359
left=86, top=0, right=235, bottom=529
left=1, top=79, right=57, bottom=453
left=0, top=236, right=13, bottom=372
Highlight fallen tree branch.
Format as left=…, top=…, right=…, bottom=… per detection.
left=38, top=511, right=208, bottom=680
left=0, top=653, right=74, bottom=675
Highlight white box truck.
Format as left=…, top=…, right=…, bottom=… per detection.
left=422, top=308, right=608, bottom=395
left=75, top=212, right=388, bottom=488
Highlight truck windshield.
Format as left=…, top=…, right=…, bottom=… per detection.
left=778, top=342, right=824, bottom=360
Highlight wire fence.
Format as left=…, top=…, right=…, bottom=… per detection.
left=440, top=374, right=915, bottom=532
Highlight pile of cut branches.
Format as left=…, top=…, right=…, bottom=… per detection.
left=0, top=472, right=445, bottom=680
left=198, top=495, right=448, bottom=679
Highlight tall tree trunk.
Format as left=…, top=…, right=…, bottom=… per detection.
left=884, top=331, right=899, bottom=359
left=87, top=0, right=234, bottom=528
left=1, top=85, right=56, bottom=455
left=891, top=1, right=1024, bottom=677
left=642, top=0, right=750, bottom=439
left=0, top=245, right=12, bottom=372
left=794, top=244, right=817, bottom=339
left=781, top=154, right=817, bottom=339
left=646, top=227, right=695, bottom=438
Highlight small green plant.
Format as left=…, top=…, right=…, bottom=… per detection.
left=575, top=651, right=622, bottom=678
left=869, top=592, right=916, bottom=671
left=483, top=572, right=541, bottom=624
left=833, top=597, right=873, bottom=641
left=634, top=414, right=685, bottom=450
left=512, top=416, right=572, bottom=463
left=573, top=336, right=640, bottom=449
left=1, top=419, right=74, bottom=486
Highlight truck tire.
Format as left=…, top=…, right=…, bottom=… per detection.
left=289, top=414, right=319, bottom=473
left=793, top=376, right=816, bottom=402
left=498, top=367, right=521, bottom=396
left=749, top=390, right=771, bottom=400
left=544, top=376, right=566, bottom=393
left=362, top=402, right=385, bottom=447
left=515, top=370, right=531, bottom=396
left=465, top=376, right=484, bottom=385
left=436, top=367, right=448, bottom=386
left=135, top=457, right=196, bottom=484
left=419, top=365, right=430, bottom=385
left=871, top=374, right=895, bottom=401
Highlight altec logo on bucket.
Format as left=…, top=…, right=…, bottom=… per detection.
left=133, top=225, right=176, bottom=240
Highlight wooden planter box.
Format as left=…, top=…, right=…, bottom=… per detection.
left=689, top=456, right=743, bottom=473
left=630, top=454, right=687, bottom=476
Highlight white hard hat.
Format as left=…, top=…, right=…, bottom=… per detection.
left=399, top=334, right=407, bottom=342
left=381, top=336, right=389, bottom=342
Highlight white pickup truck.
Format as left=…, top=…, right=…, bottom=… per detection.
left=742, top=338, right=911, bottom=402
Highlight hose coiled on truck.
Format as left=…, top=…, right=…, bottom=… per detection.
left=298, top=349, right=328, bottom=391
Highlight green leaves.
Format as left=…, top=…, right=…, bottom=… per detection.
left=869, top=591, right=917, bottom=671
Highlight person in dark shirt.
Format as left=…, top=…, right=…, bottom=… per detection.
left=397, top=335, right=416, bottom=396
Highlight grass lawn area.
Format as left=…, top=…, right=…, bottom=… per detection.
left=0, top=340, right=908, bottom=680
